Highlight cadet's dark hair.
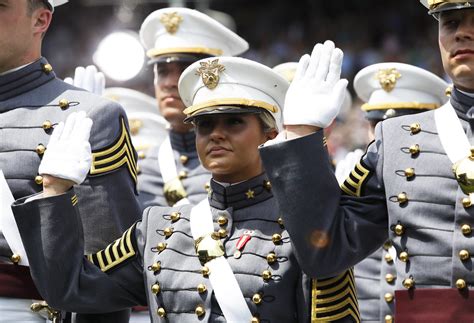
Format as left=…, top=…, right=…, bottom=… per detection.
left=27, top=0, right=48, bottom=15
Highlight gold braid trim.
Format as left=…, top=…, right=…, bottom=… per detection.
left=340, top=161, right=371, bottom=197
left=87, top=224, right=137, bottom=272
left=90, top=117, right=138, bottom=184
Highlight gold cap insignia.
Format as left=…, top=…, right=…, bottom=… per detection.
left=376, top=68, right=401, bottom=92
left=196, top=59, right=225, bottom=90
left=160, top=12, right=183, bottom=34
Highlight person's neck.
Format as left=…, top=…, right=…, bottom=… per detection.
left=170, top=123, right=193, bottom=134
left=457, top=88, right=474, bottom=98
left=0, top=61, right=36, bottom=76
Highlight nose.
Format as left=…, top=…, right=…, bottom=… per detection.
left=209, top=120, right=226, bottom=141
left=455, top=19, right=474, bottom=41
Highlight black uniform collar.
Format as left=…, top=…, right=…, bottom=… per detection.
left=0, top=57, right=56, bottom=103
left=169, top=129, right=197, bottom=153
left=450, top=87, right=474, bottom=121
left=209, top=173, right=273, bottom=210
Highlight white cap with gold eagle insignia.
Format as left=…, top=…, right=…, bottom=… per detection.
left=354, top=62, right=449, bottom=120
left=420, top=0, right=474, bottom=17
left=179, top=57, right=288, bottom=132
left=45, top=0, right=68, bottom=12
left=140, top=7, right=248, bottom=64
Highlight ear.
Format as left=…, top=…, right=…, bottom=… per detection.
left=266, top=129, right=278, bottom=140
left=32, top=8, right=52, bottom=36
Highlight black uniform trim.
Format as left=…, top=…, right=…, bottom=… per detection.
left=86, top=223, right=138, bottom=272
left=90, top=117, right=138, bottom=184
left=312, top=269, right=360, bottom=322
left=340, top=161, right=371, bottom=197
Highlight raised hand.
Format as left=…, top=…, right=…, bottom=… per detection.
left=39, top=111, right=93, bottom=194
left=284, top=40, right=348, bottom=129
left=64, top=65, right=105, bottom=96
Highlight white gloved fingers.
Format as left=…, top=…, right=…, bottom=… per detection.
left=73, top=66, right=85, bottom=88
left=293, top=54, right=310, bottom=83
left=48, top=121, right=65, bottom=146
left=94, top=72, right=105, bottom=96
left=314, top=40, right=335, bottom=82
left=326, top=48, right=344, bottom=85
left=331, top=78, right=349, bottom=111
left=60, top=112, right=81, bottom=140
left=64, top=77, right=73, bottom=85
left=82, top=65, right=98, bottom=93
left=305, top=43, right=323, bottom=80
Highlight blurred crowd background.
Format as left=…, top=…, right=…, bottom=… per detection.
left=44, top=0, right=447, bottom=159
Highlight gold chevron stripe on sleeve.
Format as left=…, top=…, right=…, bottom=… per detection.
left=86, top=224, right=138, bottom=272
left=311, top=269, right=360, bottom=322
left=90, top=117, right=138, bottom=184
left=71, top=195, right=78, bottom=206
left=340, top=161, right=371, bottom=197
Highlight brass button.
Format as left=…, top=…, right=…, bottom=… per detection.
left=157, top=242, right=167, bottom=252
left=459, top=249, right=470, bottom=261
left=384, top=253, right=393, bottom=263
left=36, top=144, right=46, bottom=156
left=252, top=293, right=262, bottom=305
left=394, top=223, right=405, bottom=236
left=462, top=224, right=472, bottom=236
left=217, top=216, right=228, bottom=226
left=218, top=229, right=228, bottom=238
left=266, top=252, right=277, bottom=264
left=170, top=212, right=181, bottom=222
left=179, top=155, right=189, bottom=165
left=272, top=233, right=282, bottom=244
left=397, top=192, right=408, bottom=204
left=409, top=144, right=420, bottom=156
left=42, top=120, right=52, bottom=130
left=251, top=317, right=260, bottom=323
left=137, top=151, right=146, bottom=159
left=136, top=166, right=141, bottom=175
left=42, top=63, right=53, bottom=73
left=262, top=270, right=272, bottom=281
left=197, top=284, right=207, bottom=294
left=277, top=217, right=284, bottom=227
left=157, top=307, right=166, bottom=317
left=399, top=251, right=409, bottom=262
left=150, top=262, right=161, bottom=272
left=456, top=278, right=467, bottom=289
left=178, top=170, right=188, bottom=179
left=151, top=283, right=160, bottom=294
left=383, top=241, right=392, bottom=250
left=445, top=86, right=453, bottom=97
left=195, top=305, right=205, bottom=317
left=384, top=292, right=394, bottom=303
left=163, top=227, right=173, bottom=238
left=201, top=266, right=210, bottom=277
left=263, top=180, right=272, bottom=191
left=462, top=197, right=472, bottom=208
left=204, top=182, right=211, bottom=192
left=404, top=168, right=415, bottom=178
left=410, top=123, right=421, bottom=134
left=385, top=315, right=393, bottom=323
left=35, top=175, right=43, bottom=185
left=59, top=99, right=69, bottom=110
left=403, top=277, right=415, bottom=289
left=10, top=254, right=21, bottom=264
left=385, top=273, right=396, bottom=283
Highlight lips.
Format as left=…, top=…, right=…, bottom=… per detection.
left=207, top=145, right=231, bottom=154
left=453, top=49, right=474, bottom=58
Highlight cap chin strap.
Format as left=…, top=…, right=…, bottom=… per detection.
left=190, top=198, right=253, bottom=321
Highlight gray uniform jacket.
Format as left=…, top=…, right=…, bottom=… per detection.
left=260, top=87, right=474, bottom=321
left=13, top=173, right=360, bottom=322
left=0, top=58, right=140, bottom=320
left=137, top=130, right=211, bottom=209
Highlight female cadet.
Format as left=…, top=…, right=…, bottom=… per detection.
left=12, top=56, right=358, bottom=322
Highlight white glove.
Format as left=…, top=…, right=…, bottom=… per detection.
left=64, top=65, right=105, bottom=96
left=334, top=149, right=364, bottom=185
left=284, top=40, right=348, bottom=128
left=39, top=111, right=93, bottom=185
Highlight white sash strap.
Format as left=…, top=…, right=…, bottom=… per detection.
left=0, top=170, right=29, bottom=266
left=158, top=136, right=190, bottom=205
left=434, top=102, right=470, bottom=164
left=190, top=199, right=252, bottom=322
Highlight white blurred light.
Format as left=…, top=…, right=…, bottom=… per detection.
left=93, top=31, right=144, bottom=82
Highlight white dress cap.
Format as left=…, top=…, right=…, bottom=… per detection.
left=354, top=62, right=449, bottom=119
left=46, top=0, right=68, bottom=12
left=140, top=7, right=248, bottom=61
left=179, top=57, right=289, bottom=132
